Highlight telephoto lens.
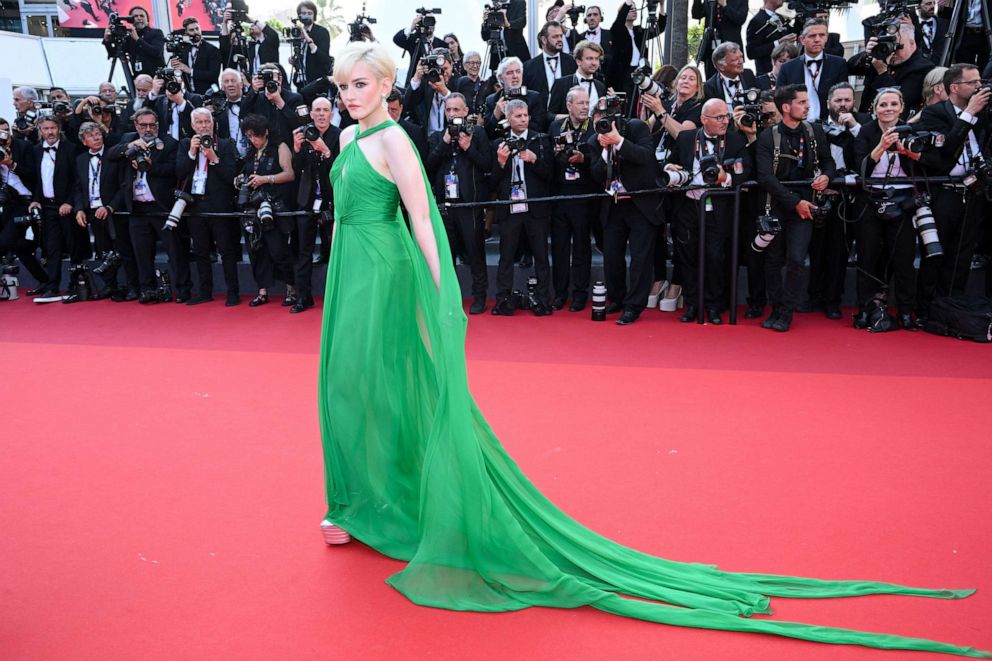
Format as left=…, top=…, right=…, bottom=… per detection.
left=164, top=190, right=194, bottom=231
left=303, top=123, right=321, bottom=141
left=663, top=169, right=691, bottom=187
left=913, top=205, right=943, bottom=259
left=751, top=214, right=782, bottom=253
left=257, top=199, right=275, bottom=224
left=591, top=281, right=607, bottom=321
left=92, top=251, right=123, bottom=276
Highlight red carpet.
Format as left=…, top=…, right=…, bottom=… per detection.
left=2, top=298, right=990, bottom=660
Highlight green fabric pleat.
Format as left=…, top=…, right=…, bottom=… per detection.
left=318, top=119, right=988, bottom=658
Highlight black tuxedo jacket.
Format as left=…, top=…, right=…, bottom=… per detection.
left=425, top=127, right=492, bottom=202
left=848, top=50, right=934, bottom=119
left=242, top=88, right=305, bottom=144
left=692, top=0, right=748, bottom=63
left=755, top=121, right=835, bottom=219
left=221, top=24, right=280, bottom=73
left=106, top=27, right=166, bottom=75
left=214, top=97, right=246, bottom=142
left=502, top=0, right=530, bottom=63
left=183, top=40, right=222, bottom=95
left=403, top=81, right=455, bottom=140
left=292, top=126, right=341, bottom=211
left=72, top=149, right=124, bottom=213
left=454, top=75, right=492, bottom=115
left=175, top=137, right=239, bottom=213
left=393, top=28, right=447, bottom=86
left=491, top=131, right=553, bottom=220
left=776, top=54, right=849, bottom=121
left=703, top=70, right=758, bottom=102
left=523, top=52, right=577, bottom=106
left=151, top=94, right=204, bottom=141
left=566, top=26, right=611, bottom=55
left=484, top=90, right=548, bottom=136
left=746, top=9, right=789, bottom=76
left=607, top=5, right=665, bottom=91
left=7, top=138, right=37, bottom=191
left=668, top=127, right=752, bottom=212
left=548, top=74, right=608, bottom=117
left=917, top=16, right=949, bottom=62
left=31, top=141, right=78, bottom=206
left=589, top=119, right=661, bottom=224
left=915, top=100, right=990, bottom=174
left=547, top=117, right=597, bottom=193
left=107, top=132, right=179, bottom=212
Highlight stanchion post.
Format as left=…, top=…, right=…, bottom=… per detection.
left=696, top=192, right=706, bottom=324
left=729, top=187, right=741, bottom=326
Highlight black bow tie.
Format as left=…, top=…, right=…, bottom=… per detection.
left=44, top=146, right=56, bottom=153
left=586, top=30, right=598, bottom=37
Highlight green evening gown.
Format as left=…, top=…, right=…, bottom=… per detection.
left=318, top=119, right=988, bottom=657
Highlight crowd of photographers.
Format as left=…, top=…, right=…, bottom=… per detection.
left=1, top=0, right=990, bottom=330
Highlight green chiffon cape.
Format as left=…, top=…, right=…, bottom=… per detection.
left=317, top=119, right=988, bottom=657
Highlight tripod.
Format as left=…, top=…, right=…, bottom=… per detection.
left=107, top=38, right=136, bottom=98
left=225, top=27, right=251, bottom=76
left=626, top=1, right=665, bottom=118
left=939, top=0, right=992, bottom=67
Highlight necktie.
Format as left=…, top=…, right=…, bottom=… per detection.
left=807, top=59, right=821, bottom=85
left=924, top=20, right=934, bottom=49
left=547, top=57, right=558, bottom=76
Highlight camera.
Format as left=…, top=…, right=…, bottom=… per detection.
left=594, top=94, right=626, bottom=134
left=419, top=52, right=448, bottom=84
left=962, top=159, right=992, bottom=191
left=504, top=86, right=528, bottom=102
left=88, top=104, right=116, bottom=119
left=348, top=1, right=377, bottom=42
left=14, top=110, right=38, bottom=132
left=483, top=2, right=509, bottom=32
left=446, top=117, right=475, bottom=137
left=284, top=19, right=305, bottom=41
left=300, top=123, right=322, bottom=141
left=862, top=0, right=914, bottom=61
left=155, top=67, right=183, bottom=95
left=699, top=153, right=723, bottom=185
left=93, top=251, right=123, bottom=277
left=911, top=195, right=943, bottom=259
left=631, top=66, right=668, bottom=100
left=663, top=169, right=692, bottom=187
left=751, top=213, right=782, bottom=252
left=107, top=12, right=134, bottom=43
left=199, top=134, right=214, bottom=150
left=552, top=129, right=579, bottom=157
left=12, top=206, right=42, bottom=226
left=164, top=190, right=194, bottom=231
left=260, top=69, right=280, bottom=94
left=52, top=100, right=71, bottom=115
left=503, top=135, right=527, bottom=153
left=823, top=121, right=854, bottom=147
left=413, top=7, right=441, bottom=35
left=165, top=32, right=193, bottom=59
left=891, top=125, right=944, bottom=153
left=733, top=87, right=763, bottom=128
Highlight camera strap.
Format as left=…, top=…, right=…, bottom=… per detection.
left=766, top=122, right=818, bottom=214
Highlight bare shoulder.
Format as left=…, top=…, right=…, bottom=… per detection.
left=338, top=124, right=358, bottom=151
left=380, top=124, right=415, bottom=156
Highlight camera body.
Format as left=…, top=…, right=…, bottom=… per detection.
left=123, top=137, right=162, bottom=173
left=552, top=129, right=580, bottom=159
left=165, top=32, right=194, bottom=60
left=284, top=18, right=305, bottom=41
left=503, top=135, right=527, bottom=153
left=631, top=67, right=669, bottom=100
left=155, top=67, right=183, bottom=95
left=300, top=123, right=322, bottom=142
left=446, top=117, right=475, bottom=137
left=823, top=121, right=854, bottom=147
left=733, top=87, right=762, bottom=128
left=260, top=69, right=280, bottom=94
left=14, top=109, right=38, bottom=132
left=594, top=94, right=626, bottom=135
left=414, top=7, right=441, bottom=36
left=891, top=124, right=944, bottom=153
left=698, top=153, right=723, bottom=184
left=199, top=134, right=214, bottom=150
left=483, top=2, right=509, bottom=32
left=107, top=12, right=134, bottom=44
left=862, top=1, right=916, bottom=60
left=503, top=86, right=528, bottom=102
left=752, top=213, right=783, bottom=252
left=419, top=52, right=447, bottom=84
left=12, top=206, right=42, bottom=227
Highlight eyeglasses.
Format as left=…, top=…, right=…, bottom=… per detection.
left=703, top=114, right=732, bottom=122
left=465, top=60, right=482, bottom=66
left=136, top=122, right=158, bottom=128
left=953, top=79, right=982, bottom=87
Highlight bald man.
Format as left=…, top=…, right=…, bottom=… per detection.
left=664, top=98, right=751, bottom=324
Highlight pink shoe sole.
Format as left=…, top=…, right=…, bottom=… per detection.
left=320, top=520, right=352, bottom=545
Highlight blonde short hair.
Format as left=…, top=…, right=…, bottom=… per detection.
left=872, top=87, right=904, bottom=111
left=922, top=66, right=948, bottom=102
left=333, top=42, right=396, bottom=87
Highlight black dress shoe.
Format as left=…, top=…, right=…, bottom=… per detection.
left=469, top=296, right=486, bottom=315
left=680, top=305, right=698, bottom=323
left=552, top=296, right=566, bottom=311
left=27, top=285, right=51, bottom=296
left=604, top=301, right=623, bottom=314
left=491, top=298, right=515, bottom=316
left=187, top=295, right=214, bottom=306
left=290, top=300, right=308, bottom=313
left=138, top=291, right=160, bottom=304
left=281, top=294, right=297, bottom=307
left=91, top=288, right=113, bottom=301
left=123, top=289, right=139, bottom=302
left=175, top=294, right=191, bottom=304
left=531, top=300, right=552, bottom=316
left=898, top=312, right=917, bottom=330
left=761, top=311, right=781, bottom=329
left=225, top=292, right=241, bottom=307
left=914, top=315, right=928, bottom=330
left=569, top=296, right=587, bottom=312
left=853, top=310, right=869, bottom=329
left=770, top=311, right=792, bottom=332
left=824, top=306, right=842, bottom=320
left=744, top=305, right=763, bottom=319
left=111, top=289, right=129, bottom=302
left=248, top=293, right=269, bottom=307
left=616, top=310, right=639, bottom=325
left=706, top=308, right=722, bottom=325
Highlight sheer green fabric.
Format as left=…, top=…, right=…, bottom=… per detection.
left=318, top=120, right=988, bottom=658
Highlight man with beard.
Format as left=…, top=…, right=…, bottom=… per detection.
left=523, top=21, right=577, bottom=107
left=102, top=6, right=166, bottom=76
left=169, top=18, right=222, bottom=95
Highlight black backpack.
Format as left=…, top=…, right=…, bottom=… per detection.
left=923, top=296, right=992, bottom=343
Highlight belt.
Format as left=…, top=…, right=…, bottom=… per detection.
left=132, top=200, right=161, bottom=212
left=965, top=26, right=985, bottom=34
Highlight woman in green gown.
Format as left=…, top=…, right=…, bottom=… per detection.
left=317, top=42, right=987, bottom=658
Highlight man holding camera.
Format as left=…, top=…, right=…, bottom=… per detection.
left=27, top=115, right=80, bottom=297
left=548, top=40, right=608, bottom=120
left=491, top=99, right=553, bottom=316
left=692, top=0, right=749, bottom=78
left=394, top=10, right=447, bottom=86
left=665, top=98, right=750, bottom=325
left=12, top=87, right=40, bottom=144
left=746, top=0, right=798, bottom=76
left=776, top=19, right=849, bottom=122
left=913, top=63, right=991, bottom=323
left=102, top=6, right=166, bottom=76
left=589, top=96, right=660, bottom=325
left=169, top=18, right=222, bottom=96
left=220, top=11, right=280, bottom=76
left=67, top=86, right=124, bottom=149
left=548, top=85, right=596, bottom=312
left=850, top=22, right=933, bottom=119
left=484, top=57, right=547, bottom=137
left=523, top=21, right=577, bottom=106
left=215, top=68, right=250, bottom=158
left=425, top=92, right=492, bottom=315
left=244, top=64, right=304, bottom=145
left=289, top=1, right=333, bottom=90
left=177, top=107, right=240, bottom=306
left=703, top=43, right=758, bottom=105
left=754, top=84, right=834, bottom=332
left=107, top=108, right=188, bottom=304
left=149, top=71, right=202, bottom=142
left=291, top=97, right=340, bottom=313
left=406, top=49, right=456, bottom=143
left=0, top=120, right=49, bottom=292
left=73, top=122, right=134, bottom=300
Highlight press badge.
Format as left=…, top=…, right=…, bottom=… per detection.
left=444, top=172, right=460, bottom=199
left=608, top=179, right=629, bottom=200
left=704, top=197, right=714, bottom=212
left=133, top=175, right=149, bottom=197
left=191, top=169, right=207, bottom=195
left=312, top=196, right=323, bottom=213
left=89, top=194, right=104, bottom=208
left=565, top=166, right=580, bottom=181
left=510, top=184, right=528, bottom=213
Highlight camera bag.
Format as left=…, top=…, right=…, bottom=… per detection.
left=923, top=296, right=992, bottom=343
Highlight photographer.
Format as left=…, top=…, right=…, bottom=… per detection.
left=523, top=21, right=577, bottom=104
left=479, top=0, right=530, bottom=64
left=237, top=113, right=296, bottom=308
left=757, top=42, right=799, bottom=91
left=917, top=0, right=948, bottom=62
left=566, top=5, right=611, bottom=56
left=149, top=70, right=203, bottom=141
left=938, top=0, right=990, bottom=70
left=754, top=84, right=834, bottom=332
left=490, top=99, right=553, bottom=316
left=12, top=87, right=40, bottom=144
left=215, top=68, right=250, bottom=157
left=405, top=48, right=455, bottom=142
left=27, top=115, right=80, bottom=297
left=913, top=63, right=991, bottom=324
left=454, top=51, right=488, bottom=116
left=120, top=74, right=155, bottom=127
left=548, top=86, right=596, bottom=312
left=702, top=43, right=757, bottom=105
left=692, top=0, right=748, bottom=78
left=243, top=64, right=304, bottom=145
left=850, top=21, right=933, bottom=119
left=851, top=89, right=924, bottom=330
left=548, top=41, right=608, bottom=119
left=220, top=11, right=279, bottom=77
left=745, top=0, right=797, bottom=77
left=291, top=97, right=340, bottom=313
left=72, top=122, right=132, bottom=300
left=425, top=93, right=492, bottom=315
left=169, top=18, right=222, bottom=95
left=287, top=2, right=333, bottom=91
left=776, top=19, right=849, bottom=122
left=107, top=108, right=188, bottom=304
left=394, top=10, right=447, bottom=86
left=607, top=0, right=666, bottom=97
left=177, top=107, right=241, bottom=306
left=484, top=57, right=547, bottom=137
left=68, top=86, right=124, bottom=149
left=589, top=95, right=660, bottom=325
left=0, top=119, right=48, bottom=290
left=665, top=98, right=750, bottom=325
left=102, top=6, right=166, bottom=76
